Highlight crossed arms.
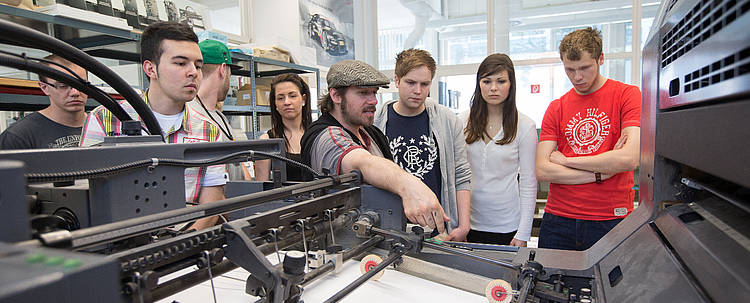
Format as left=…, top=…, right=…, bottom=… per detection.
left=535, top=126, right=640, bottom=185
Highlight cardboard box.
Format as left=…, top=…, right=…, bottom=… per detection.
left=253, top=48, right=290, bottom=62
left=259, top=115, right=272, bottom=132
left=236, top=84, right=253, bottom=106
left=236, top=82, right=271, bottom=106
left=255, top=84, right=271, bottom=106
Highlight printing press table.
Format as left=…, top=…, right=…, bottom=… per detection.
left=157, top=255, right=485, bottom=303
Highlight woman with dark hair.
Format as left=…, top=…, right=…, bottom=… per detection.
left=253, top=73, right=313, bottom=181
left=459, top=54, right=538, bottom=246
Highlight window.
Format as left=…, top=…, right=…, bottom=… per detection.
left=377, top=0, right=487, bottom=70
left=514, top=59, right=632, bottom=126
left=371, top=0, right=656, bottom=117
left=192, top=0, right=253, bottom=43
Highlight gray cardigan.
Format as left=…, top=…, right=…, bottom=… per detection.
left=374, top=99, right=472, bottom=232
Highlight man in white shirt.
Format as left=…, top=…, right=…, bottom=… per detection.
left=80, top=22, right=228, bottom=230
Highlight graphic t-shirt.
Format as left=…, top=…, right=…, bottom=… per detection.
left=0, top=112, right=82, bottom=149
left=385, top=104, right=442, bottom=204
left=539, top=79, right=641, bottom=220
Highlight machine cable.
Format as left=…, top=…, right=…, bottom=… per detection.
left=202, top=250, right=218, bottom=303
left=297, top=218, right=310, bottom=273
left=25, top=150, right=324, bottom=182
left=0, top=52, right=132, bottom=126
left=270, top=228, right=282, bottom=264
left=0, top=18, right=164, bottom=139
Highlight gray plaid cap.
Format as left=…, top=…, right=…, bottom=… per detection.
left=327, top=60, right=390, bottom=89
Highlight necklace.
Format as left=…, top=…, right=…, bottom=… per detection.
left=196, top=95, right=234, bottom=141
left=487, top=121, right=500, bottom=130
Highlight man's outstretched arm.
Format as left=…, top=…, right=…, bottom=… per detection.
left=341, top=148, right=449, bottom=233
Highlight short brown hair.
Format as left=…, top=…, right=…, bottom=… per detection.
left=38, top=54, right=82, bottom=83
left=140, top=21, right=198, bottom=66
left=395, top=49, right=436, bottom=79
left=318, top=87, right=348, bottom=114
left=559, top=27, right=602, bottom=61
left=201, top=63, right=221, bottom=76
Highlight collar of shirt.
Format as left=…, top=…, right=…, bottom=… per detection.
left=141, top=89, right=193, bottom=137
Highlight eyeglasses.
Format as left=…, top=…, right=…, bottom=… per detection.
left=40, top=80, right=72, bottom=91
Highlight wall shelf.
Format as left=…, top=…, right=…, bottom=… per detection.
left=0, top=78, right=114, bottom=111
left=0, top=5, right=320, bottom=140
left=229, top=52, right=320, bottom=139
left=223, top=104, right=271, bottom=114
left=0, top=4, right=140, bottom=49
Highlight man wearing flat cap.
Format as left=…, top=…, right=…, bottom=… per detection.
left=301, top=60, right=449, bottom=233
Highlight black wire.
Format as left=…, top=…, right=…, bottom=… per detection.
left=0, top=50, right=87, bottom=83
left=0, top=18, right=164, bottom=140
left=0, top=50, right=155, bottom=137
left=196, top=95, right=234, bottom=141
left=25, top=150, right=323, bottom=182
left=0, top=52, right=138, bottom=131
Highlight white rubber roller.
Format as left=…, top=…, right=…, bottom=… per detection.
left=485, top=279, right=513, bottom=303
left=359, top=254, right=385, bottom=281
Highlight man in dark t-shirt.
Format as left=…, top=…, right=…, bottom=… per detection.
left=0, top=54, right=88, bottom=149
left=385, top=105, right=442, bottom=202
left=373, top=49, right=472, bottom=241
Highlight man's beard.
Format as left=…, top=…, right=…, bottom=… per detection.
left=340, top=95, right=376, bottom=127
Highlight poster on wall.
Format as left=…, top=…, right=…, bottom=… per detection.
left=298, top=0, right=355, bottom=67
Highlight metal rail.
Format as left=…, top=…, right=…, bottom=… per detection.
left=19, top=173, right=359, bottom=249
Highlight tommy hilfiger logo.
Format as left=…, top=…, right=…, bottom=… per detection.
left=564, top=107, right=611, bottom=155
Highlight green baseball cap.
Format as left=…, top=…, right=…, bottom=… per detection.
left=199, top=39, right=242, bottom=70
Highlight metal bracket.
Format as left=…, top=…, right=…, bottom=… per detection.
left=222, top=220, right=283, bottom=303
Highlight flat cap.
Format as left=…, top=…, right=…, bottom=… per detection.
left=327, top=60, right=390, bottom=89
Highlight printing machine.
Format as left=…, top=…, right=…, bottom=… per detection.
left=1, top=0, right=749, bottom=302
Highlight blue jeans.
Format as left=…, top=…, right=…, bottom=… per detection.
left=538, top=213, right=623, bottom=251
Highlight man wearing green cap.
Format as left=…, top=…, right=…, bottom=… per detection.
left=301, top=60, right=449, bottom=234
left=187, top=39, right=242, bottom=142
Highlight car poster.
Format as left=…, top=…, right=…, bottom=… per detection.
left=299, top=0, right=355, bottom=67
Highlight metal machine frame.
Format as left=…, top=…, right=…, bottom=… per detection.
left=2, top=0, right=750, bottom=302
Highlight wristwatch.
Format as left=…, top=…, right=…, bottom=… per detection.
left=595, top=172, right=602, bottom=184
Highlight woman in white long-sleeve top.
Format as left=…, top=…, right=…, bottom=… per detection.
left=459, top=53, right=538, bottom=247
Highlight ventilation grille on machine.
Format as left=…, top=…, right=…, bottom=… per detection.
left=683, top=46, right=750, bottom=93
left=661, top=0, right=750, bottom=68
